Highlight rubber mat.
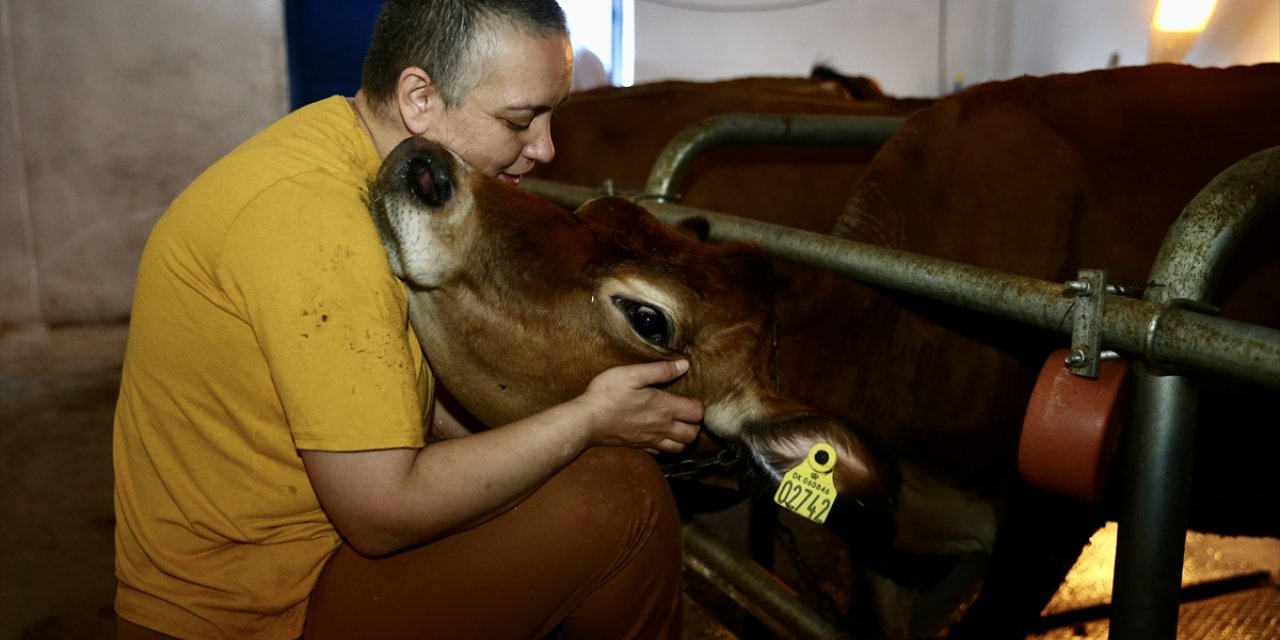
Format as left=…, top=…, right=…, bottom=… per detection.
left=1030, top=523, right=1279, bottom=639
left=1030, top=586, right=1280, bottom=640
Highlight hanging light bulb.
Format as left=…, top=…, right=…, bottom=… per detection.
left=1153, top=0, right=1218, bottom=32
left=1149, top=0, right=1219, bottom=63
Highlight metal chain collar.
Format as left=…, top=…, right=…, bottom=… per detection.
left=661, top=447, right=741, bottom=479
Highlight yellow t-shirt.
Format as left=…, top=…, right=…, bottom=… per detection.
left=113, top=96, right=432, bottom=639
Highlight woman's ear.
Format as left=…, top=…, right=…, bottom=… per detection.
left=397, top=66, right=439, bottom=136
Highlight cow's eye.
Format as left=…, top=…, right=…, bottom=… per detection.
left=611, top=296, right=671, bottom=347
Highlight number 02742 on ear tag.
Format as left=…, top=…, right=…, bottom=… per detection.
left=772, top=443, right=838, bottom=524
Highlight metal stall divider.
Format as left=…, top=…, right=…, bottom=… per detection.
left=638, top=113, right=905, bottom=204
left=1111, top=146, right=1280, bottom=640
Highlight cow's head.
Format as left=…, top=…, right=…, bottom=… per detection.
left=369, top=136, right=901, bottom=530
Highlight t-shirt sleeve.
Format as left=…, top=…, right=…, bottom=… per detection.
left=219, top=172, right=428, bottom=451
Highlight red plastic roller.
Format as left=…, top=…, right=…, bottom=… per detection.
left=1018, top=349, right=1129, bottom=504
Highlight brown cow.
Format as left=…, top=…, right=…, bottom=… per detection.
left=804, top=63, right=1279, bottom=472
left=531, top=63, right=1280, bottom=638
left=776, top=62, right=1280, bottom=637
left=367, top=137, right=1001, bottom=633
left=368, top=136, right=902, bottom=516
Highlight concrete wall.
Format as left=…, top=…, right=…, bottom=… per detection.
left=633, top=0, right=951, bottom=96
left=1008, top=0, right=1277, bottom=75
left=0, top=0, right=288, bottom=328
left=0, top=0, right=1274, bottom=328
left=1185, top=0, right=1279, bottom=67
left=633, top=0, right=1277, bottom=95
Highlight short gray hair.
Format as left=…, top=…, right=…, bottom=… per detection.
left=361, top=0, right=568, bottom=114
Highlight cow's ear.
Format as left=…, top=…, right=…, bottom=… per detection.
left=674, top=217, right=710, bottom=243
left=397, top=66, right=440, bottom=136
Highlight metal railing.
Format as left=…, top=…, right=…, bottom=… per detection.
left=525, top=172, right=1280, bottom=390
left=643, top=113, right=904, bottom=203
left=683, top=521, right=851, bottom=639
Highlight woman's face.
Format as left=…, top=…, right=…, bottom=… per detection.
left=428, top=31, right=574, bottom=185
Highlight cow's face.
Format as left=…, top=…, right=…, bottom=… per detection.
left=370, top=136, right=898, bottom=513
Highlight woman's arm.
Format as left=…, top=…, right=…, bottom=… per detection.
left=301, top=359, right=702, bottom=557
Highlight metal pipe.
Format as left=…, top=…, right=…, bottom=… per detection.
left=1111, top=146, right=1280, bottom=640
left=1112, top=370, right=1198, bottom=640
left=523, top=177, right=1280, bottom=389
left=643, top=113, right=904, bottom=202
left=683, top=521, right=851, bottom=640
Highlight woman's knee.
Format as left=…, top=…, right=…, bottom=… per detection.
left=549, top=449, right=684, bottom=637
left=571, top=446, right=668, bottom=487
left=548, top=447, right=679, bottom=539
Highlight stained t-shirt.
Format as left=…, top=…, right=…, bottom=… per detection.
left=113, top=96, right=431, bottom=639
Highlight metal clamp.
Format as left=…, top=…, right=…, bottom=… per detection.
left=1063, top=268, right=1108, bottom=378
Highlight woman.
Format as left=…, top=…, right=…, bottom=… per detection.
left=113, top=2, right=700, bottom=638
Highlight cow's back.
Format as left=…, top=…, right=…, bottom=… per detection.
left=537, top=75, right=932, bottom=234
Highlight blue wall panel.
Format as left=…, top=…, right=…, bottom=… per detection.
left=284, top=1, right=382, bottom=110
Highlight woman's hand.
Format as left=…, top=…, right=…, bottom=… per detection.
left=572, top=359, right=704, bottom=454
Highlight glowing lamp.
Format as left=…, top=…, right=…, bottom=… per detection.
left=1149, top=0, right=1219, bottom=63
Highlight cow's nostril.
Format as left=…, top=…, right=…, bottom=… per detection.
left=407, top=156, right=453, bottom=207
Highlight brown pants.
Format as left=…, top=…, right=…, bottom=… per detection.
left=118, top=447, right=683, bottom=640
left=305, top=447, right=683, bottom=639
left=117, top=619, right=181, bottom=640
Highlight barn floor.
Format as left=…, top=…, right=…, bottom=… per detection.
left=1, top=325, right=1276, bottom=640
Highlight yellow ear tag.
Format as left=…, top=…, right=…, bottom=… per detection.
left=772, top=443, right=838, bottom=524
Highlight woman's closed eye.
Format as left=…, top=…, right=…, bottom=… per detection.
left=503, top=118, right=532, bottom=132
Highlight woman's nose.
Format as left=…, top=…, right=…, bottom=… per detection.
left=524, top=120, right=555, bottom=165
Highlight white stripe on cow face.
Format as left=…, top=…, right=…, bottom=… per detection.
left=702, top=388, right=768, bottom=439
left=378, top=186, right=476, bottom=289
